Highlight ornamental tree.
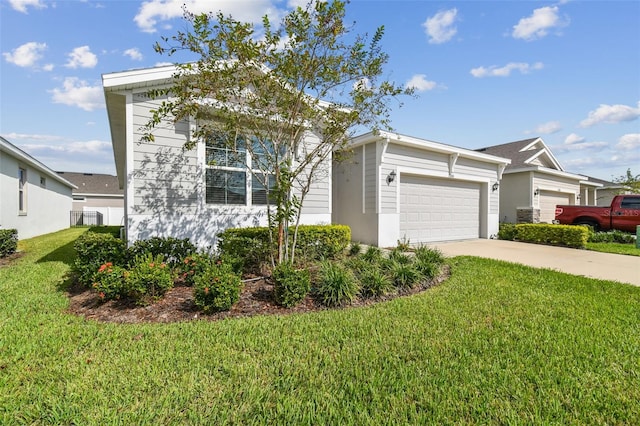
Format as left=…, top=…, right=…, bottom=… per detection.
left=142, top=0, right=411, bottom=264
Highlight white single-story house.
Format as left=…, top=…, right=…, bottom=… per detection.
left=102, top=65, right=331, bottom=249
left=333, top=131, right=511, bottom=247
left=476, top=138, right=601, bottom=224
left=0, top=136, right=75, bottom=239
left=57, top=171, right=125, bottom=226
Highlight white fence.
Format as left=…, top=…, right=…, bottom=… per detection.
left=83, top=206, right=124, bottom=226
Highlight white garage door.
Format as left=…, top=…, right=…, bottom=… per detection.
left=539, top=191, right=571, bottom=223
left=399, top=175, right=481, bottom=243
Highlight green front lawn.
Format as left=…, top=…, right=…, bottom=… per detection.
left=1, top=229, right=639, bottom=424
left=586, top=241, right=640, bottom=256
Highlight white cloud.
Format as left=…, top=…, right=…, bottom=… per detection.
left=353, top=77, right=371, bottom=91
left=405, top=74, right=438, bottom=92
left=2, top=41, right=47, bottom=68
left=534, top=121, right=562, bottom=134
left=579, top=102, right=640, bottom=127
left=616, top=133, right=640, bottom=150
left=512, top=6, right=568, bottom=41
left=134, top=0, right=282, bottom=33
left=65, top=46, right=98, bottom=69
left=49, top=78, right=104, bottom=111
left=564, top=133, right=585, bottom=145
left=470, top=62, right=543, bottom=78
left=124, top=48, right=143, bottom=61
left=8, top=0, right=46, bottom=13
left=422, top=8, right=458, bottom=44
left=553, top=133, right=608, bottom=153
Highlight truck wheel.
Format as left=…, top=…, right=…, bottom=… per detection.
left=574, top=220, right=599, bottom=232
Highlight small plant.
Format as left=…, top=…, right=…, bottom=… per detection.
left=413, top=245, right=445, bottom=265
left=388, top=248, right=411, bottom=264
left=396, top=236, right=411, bottom=252
left=316, top=261, right=360, bottom=307
left=193, top=263, right=243, bottom=313
left=588, top=230, right=636, bottom=244
left=361, top=246, right=383, bottom=263
left=176, top=253, right=216, bottom=286
left=349, top=241, right=362, bottom=256
left=0, top=229, right=18, bottom=258
left=359, top=265, right=393, bottom=298
left=272, top=262, right=311, bottom=308
left=388, top=260, right=421, bottom=289
left=92, top=262, right=126, bottom=301
left=124, top=253, right=174, bottom=304
left=414, top=258, right=441, bottom=280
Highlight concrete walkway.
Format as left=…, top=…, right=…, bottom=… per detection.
left=427, top=239, right=640, bottom=287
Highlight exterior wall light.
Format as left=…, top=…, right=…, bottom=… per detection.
left=534, top=188, right=540, bottom=196
left=387, top=170, right=397, bottom=184
left=492, top=182, right=499, bottom=192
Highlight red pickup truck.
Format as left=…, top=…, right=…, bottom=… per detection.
left=554, top=194, right=640, bottom=232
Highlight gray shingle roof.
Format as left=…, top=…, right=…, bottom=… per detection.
left=476, top=138, right=541, bottom=170
left=56, top=172, right=122, bottom=195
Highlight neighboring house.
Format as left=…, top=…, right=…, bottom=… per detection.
left=333, top=131, right=511, bottom=247
left=580, top=176, right=631, bottom=207
left=476, top=137, right=597, bottom=224
left=57, top=171, right=124, bottom=226
left=102, top=65, right=331, bottom=249
left=0, top=136, right=75, bottom=239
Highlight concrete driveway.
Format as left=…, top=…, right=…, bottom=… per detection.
left=427, top=239, right=640, bottom=287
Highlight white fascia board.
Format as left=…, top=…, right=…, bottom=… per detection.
left=579, top=180, right=603, bottom=188
left=520, top=138, right=564, bottom=171
left=0, top=137, right=77, bottom=189
left=520, top=137, right=543, bottom=152
left=505, top=166, right=587, bottom=181
left=349, top=131, right=511, bottom=166
left=102, top=64, right=177, bottom=91
left=73, top=193, right=124, bottom=198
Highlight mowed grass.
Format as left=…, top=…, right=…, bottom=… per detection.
left=1, top=229, right=639, bottom=424
left=586, top=241, right=640, bottom=256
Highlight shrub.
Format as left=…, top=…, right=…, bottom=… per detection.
left=388, top=248, right=412, bottom=264
left=73, top=232, right=127, bottom=286
left=588, top=230, right=636, bottom=244
left=218, top=225, right=352, bottom=270
left=92, top=263, right=126, bottom=301
left=515, top=224, right=589, bottom=249
left=388, top=260, right=421, bottom=289
left=361, top=246, right=383, bottom=264
left=396, top=236, right=411, bottom=252
left=193, top=263, right=243, bottom=313
left=497, top=223, right=518, bottom=241
left=0, top=229, right=18, bottom=258
left=316, top=261, right=360, bottom=307
left=349, top=241, right=362, bottom=256
left=128, top=236, right=197, bottom=269
left=359, top=265, right=393, bottom=298
left=124, top=253, right=174, bottom=304
left=176, top=253, right=216, bottom=286
left=413, top=245, right=445, bottom=266
left=272, top=262, right=311, bottom=308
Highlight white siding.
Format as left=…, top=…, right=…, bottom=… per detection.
left=0, top=151, right=72, bottom=239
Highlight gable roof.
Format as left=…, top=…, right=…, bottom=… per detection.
left=56, top=171, right=123, bottom=196
left=0, top=136, right=76, bottom=190
left=476, top=137, right=564, bottom=171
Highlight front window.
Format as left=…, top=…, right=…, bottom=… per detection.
left=205, top=132, right=276, bottom=206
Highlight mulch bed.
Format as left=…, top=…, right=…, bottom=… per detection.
left=66, top=265, right=450, bottom=324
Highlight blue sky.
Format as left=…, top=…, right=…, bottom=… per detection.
left=1, top=0, right=639, bottom=182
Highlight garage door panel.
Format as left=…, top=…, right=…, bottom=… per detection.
left=400, top=175, right=481, bottom=243
left=539, top=191, right=571, bottom=223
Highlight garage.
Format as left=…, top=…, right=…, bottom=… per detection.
left=539, top=190, right=571, bottom=223
left=399, top=175, right=481, bottom=243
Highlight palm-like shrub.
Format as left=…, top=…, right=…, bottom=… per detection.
left=388, top=260, right=421, bottom=289
left=359, top=265, right=393, bottom=298
left=316, top=261, right=360, bottom=307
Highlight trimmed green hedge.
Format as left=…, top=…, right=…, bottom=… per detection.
left=0, top=229, right=18, bottom=258
left=218, top=224, right=351, bottom=270
left=499, top=223, right=589, bottom=249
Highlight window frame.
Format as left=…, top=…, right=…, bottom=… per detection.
left=18, top=167, right=27, bottom=215
left=204, top=131, right=277, bottom=207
